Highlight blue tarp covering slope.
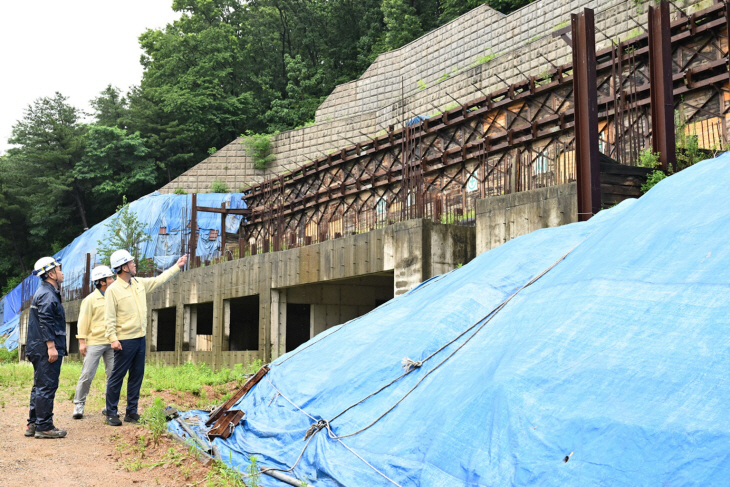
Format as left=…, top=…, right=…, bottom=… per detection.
left=175, top=153, right=730, bottom=486
left=0, top=191, right=246, bottom=350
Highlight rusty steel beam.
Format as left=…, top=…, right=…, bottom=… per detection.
left=195, top=206, right=250, bottom=215
left=189, top=193, right=197, bottom=268
left=571, top=8, right=601, bottom=221
left=206, top=365, right=270, bottom=427
left=82, top=253, right=91, bottom=298
left=220, top=203, right=227, bottom=255
left=649, top=1, right=677, bottom=172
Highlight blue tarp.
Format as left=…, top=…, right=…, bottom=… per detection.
left=0, top=192, right=246, bottom=350
left=173, top=153, right=730, bottom=485
left=3, top=285, right=21, bottom=324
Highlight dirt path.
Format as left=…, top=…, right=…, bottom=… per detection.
left=0, top=384, right=211, bottom=487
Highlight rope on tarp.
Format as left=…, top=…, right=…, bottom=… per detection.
left=324, top=239, right=584, bottom=440
left=262, top=376, right=404, bottom=487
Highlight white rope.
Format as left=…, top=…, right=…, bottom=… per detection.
left=267, top=391, right=281, bottom=407
left=401, top=357, right=423, bottom=372
left=262, top=377, right=403, bottom=486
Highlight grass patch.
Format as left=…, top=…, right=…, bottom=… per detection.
left=0, top=336, right=17, bottom=364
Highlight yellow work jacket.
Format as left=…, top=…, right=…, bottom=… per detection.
left=104, top=266, right=180, bottom=342
left=76, top=288, right=110, bottom=345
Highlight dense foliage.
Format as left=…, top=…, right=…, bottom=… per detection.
left=0, top=0, right=534, bottom=293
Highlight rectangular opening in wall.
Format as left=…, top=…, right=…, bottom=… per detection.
left=153, top=307, right=177, bottom=352
left=183, top=302, right=214, bottom=352
left=196, top=302, right=214, bottom=351
left=68, top=322, right=79, bottom=354
left=282, top=272, right=394, bottom=347
left=225, top=295, right=259, bottom=351
left=286, top=303, right=311, bottom=353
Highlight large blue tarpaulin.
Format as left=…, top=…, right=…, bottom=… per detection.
left=172, top=153, right=730, bottom=485
left=0, top=192, right=246, bottom=350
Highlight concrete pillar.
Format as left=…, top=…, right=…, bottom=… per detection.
left=389, top=219, right=431, bottom=296
left=175, top=301, right=184, bottom=365
left=270, top=288, right=286, bottom=360
left=150, top=310, right=159, bottom=352
left=222, top=300, right=231, bottom=353
left=212, top=264, right=223, bottom=370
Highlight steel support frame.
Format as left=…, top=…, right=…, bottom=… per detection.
left=648, top=1, right=677, bottom=172
left=571, top=8, right=601, bottom=221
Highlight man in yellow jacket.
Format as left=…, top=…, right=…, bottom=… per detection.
left=104, top=250, right=187, bottom=426
left=72, top=265, right=115, bottom=420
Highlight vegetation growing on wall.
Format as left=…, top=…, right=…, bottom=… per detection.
left=210, top=180, right=230, bottom=193
left=641, top=108, right=716, bottom=194
left=242, top=132, right=276, bottom=170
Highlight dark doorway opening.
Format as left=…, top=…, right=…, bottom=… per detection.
left=155, top=307, right=177, bottom=352
left=68, top=322, right=79, bottom=354
left=196, top=302, right=214, bottom=335
left=228, top=295, right=259, bottom=351
left=286, top=303, right=311, bottom=353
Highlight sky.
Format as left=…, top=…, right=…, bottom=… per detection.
left=0, top=0, right=180, bottom=154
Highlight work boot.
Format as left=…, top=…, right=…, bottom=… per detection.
left=24, top=423, right=36, bottom=437
left=105, top=415, right=122, bottom=426
left=72, top=403, right=84, bottom=420
left=124, top=413, right=140, bottom=424
left=35, top=428, right=67, bottom=439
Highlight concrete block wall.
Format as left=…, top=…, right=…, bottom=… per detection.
left=158, top=112, right=377, bottom=194
left=475, top=183, right=577, bottom=254
left=318, top=0, right=617, bottom=123
left=157, top=0, right=705, bottom=196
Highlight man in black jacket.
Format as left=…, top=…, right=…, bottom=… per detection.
left=25, top=257, right=67, bottom=439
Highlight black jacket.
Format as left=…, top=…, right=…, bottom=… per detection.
left=26, top=281, right=67, bottom=356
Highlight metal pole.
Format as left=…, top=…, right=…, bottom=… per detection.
left=571, top=8, right=601, bottom=221
left=83, top=253, right=91, bottom=298
left=189, top=194, right=197, bottom=268
left=220, top=203, right=227, bottom=256
left=648, top=1, right=677, bottom=172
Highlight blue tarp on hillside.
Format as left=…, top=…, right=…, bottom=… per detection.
left=0, top=192, right=246, bottom=350
left=3, top=285, right=21, bottom=324
left=173, top=153, right=730, bottom=486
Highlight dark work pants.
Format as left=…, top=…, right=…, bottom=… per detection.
left=27, top=353, right=63, bottom=431
left=105, top=337, right=146, bottom=417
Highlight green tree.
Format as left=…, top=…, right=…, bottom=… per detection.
left=0, top=157, right=30, bottom=288
left=379, top=0, right=424, bottom=52
left=90, top=85, right=129, bottom=129
left=74, top=125, right=157, bottom=214
left=5, top=93, right=90, bottom=233
left=96, top=197, right=154, bottom=274
left=265, top=55, right=326, bottom=132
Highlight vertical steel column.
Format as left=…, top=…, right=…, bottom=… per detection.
left=220, top=203, right=227, bottom=257
left=648, top=1, right=677, bottom=172
left=571, top=8, right=601, bottom=221
left=82, top=253, right=91, bottom=298
left=189, top=193, right=197, bottom=268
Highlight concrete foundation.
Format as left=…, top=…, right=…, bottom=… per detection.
left=41, top=220, right=475, bottom=368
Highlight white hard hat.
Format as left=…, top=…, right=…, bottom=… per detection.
left=91, top=265, right=114, bottom=282
left=33, top=257, right=61, bottom=278
left=110, top=249, right=134, bottom=270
